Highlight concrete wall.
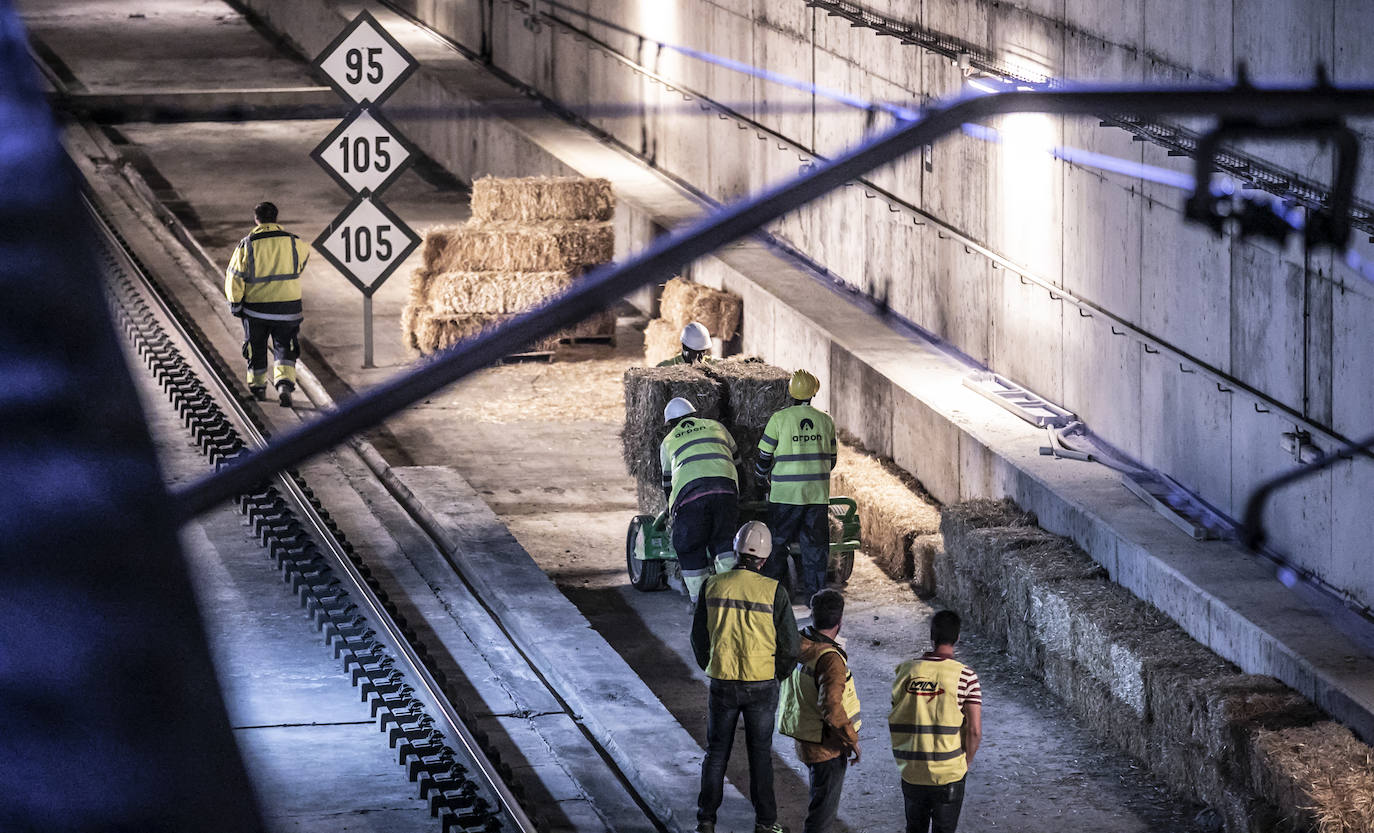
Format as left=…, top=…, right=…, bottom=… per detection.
left=383, top=0, right=1374, bottom=614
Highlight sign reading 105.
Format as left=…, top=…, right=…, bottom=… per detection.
left=337, top=223, right=394, bottom=263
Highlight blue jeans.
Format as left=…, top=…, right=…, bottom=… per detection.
left=698, top=679, right=779, bottom=827
left=803, top=755, right=847, bottom=833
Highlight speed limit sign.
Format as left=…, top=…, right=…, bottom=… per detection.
left=312, top=9, right=417, bottom=105
left=312, top=195, right=420, bottom=296
left=311, top=105, right=415, bottom=196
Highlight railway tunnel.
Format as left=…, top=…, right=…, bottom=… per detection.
left=6, top=0, right=1374, bottom=831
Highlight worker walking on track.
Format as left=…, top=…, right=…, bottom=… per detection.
left=225, top=201, right=309, bottom=407
left=755, top=369, right=837, bottom=604
left=658, top=321, right=714, bottom=366
left=889, top=610, right=982, bottom=833
left=777, top=588, right=861, bottom=833
left=691, top=521, right=800, bottom=833
left=660, top=396, right=743, bottom=604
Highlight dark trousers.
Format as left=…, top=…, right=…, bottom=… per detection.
left=901, top=777, right=965, bottom=833
left=671, top=491, right=739, bottom=574
left=242, top=317, right=300, bottom=389
left=762, top=502, right=829, bottom=602
left=802, top=755, right=847, bottom=833
left=698, top=679, right=779, bottom=827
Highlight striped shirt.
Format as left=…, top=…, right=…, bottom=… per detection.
left=921, top=652, right=981, bottom=708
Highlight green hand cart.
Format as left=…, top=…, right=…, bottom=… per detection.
left=626, top=498, right=861, bottom=596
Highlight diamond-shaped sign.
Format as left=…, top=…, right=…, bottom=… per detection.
left=312, top=195, right=420, bottom=296
left=311, top=105, right=415, bottom=196
left=312, top=9, right=418, bottom=106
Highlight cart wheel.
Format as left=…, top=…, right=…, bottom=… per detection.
left=831, top=551, right=854, bottom=585
left=627, top=515, right=668, bottom=591
left=784, top=551, right=804, bottom=604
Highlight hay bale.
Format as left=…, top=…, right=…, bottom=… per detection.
left=657, top=277, right=743, bottom=341
left=427, top=270, right=578, bottom=315
left=644, top=318, right=682, bottom=365
left=420, top=225, right=463, bottom=272
left=939, top=499, right=1037, bottom=556
left=470, top=175, right=615, bottom=223
left=401, top=267, right=437, bottom=355
left=909, top=533, right=942, bottom=595
left=830, top=443, right=941, bottom=582
left=621, top=366, right=723, bottom=511
left=413, top=312, right=558, bottom=355
left=427, top=221, right=614, bottom=273
left=1251, top=722, right=1374, bottom=833
left=701, top=360, right=793, bottom=500
left=558, top=309, right=617, bottom=340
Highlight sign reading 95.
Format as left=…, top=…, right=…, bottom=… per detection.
left=312, top=9, right=418, bottom=106
left=312, top=196, right=420, bottom=296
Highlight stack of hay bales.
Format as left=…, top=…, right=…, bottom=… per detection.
left=643, top=277, right=743, bottom=364
left=402, top=176, right=618, bottom=356
left=830, top=442, right=942, bottom=591
left=622, top=359, right=791, bottom=515
left=938, top=499, right=1374, bottom=833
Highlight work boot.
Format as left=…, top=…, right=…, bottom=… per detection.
left=249, top=386, right=267, bottom=401
left=276, top=383, right=293, bottom=408
left=694, top=823, right=714, bottom=833
left=754, top=823, right=789, bottom=833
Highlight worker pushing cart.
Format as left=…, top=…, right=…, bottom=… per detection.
left=659, top=396, right=743, bottom=605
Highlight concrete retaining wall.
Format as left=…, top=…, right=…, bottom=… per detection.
left=376, top=0, right=1374, bottom=617
left=939, top=499, right=1371, bottom=833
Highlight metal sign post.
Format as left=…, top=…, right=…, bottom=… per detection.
left=311, top=10, right=419, bottom=368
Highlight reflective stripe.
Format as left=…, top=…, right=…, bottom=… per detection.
left=242, top=310, right=304, bottom=321
left=277, top=359, right=296, bottom=367
left=681, top=567, right=711, bottom=578
left=760, top=434, right=778, bottom=448
left=771, top=472, right=832, bottom=482
left=892, top=748, right=965, bottom=762
left=677, top=451, right=734, bottom=467
left=706, top=597, right=773, bottom=615
left=243, top=273, right=299, bottom=285
left=889, top=724, right=960, bottom=735
left=673, top=436, right=729, bottom=458
left=774, top=453, right=834, bottom=462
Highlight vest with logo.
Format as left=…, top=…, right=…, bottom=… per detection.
left=889, top=657, right=968, bottom=786
left=703, top=569, right=779, bottom=682
left=225, top=224, right=308, bottom=321
left=760, top=404, right=835, bottom=505
left=778, top=643, right=861, bottom=743
left=660, top=417, right=738, bottom=508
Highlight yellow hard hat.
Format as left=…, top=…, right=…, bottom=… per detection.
left=789, top=369, right=820, bottom=400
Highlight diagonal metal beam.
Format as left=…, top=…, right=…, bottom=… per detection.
left=173, top=82, right=1374, bottom=520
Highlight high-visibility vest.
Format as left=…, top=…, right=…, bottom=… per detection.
left=889, top=658, right=968, bottom=786
left=656, top=355, right=717, bottom=367
left=759, top=404, right=835, bottom=505
left=778, top=644, right=861, bottom=742
left=225, top=223, right=308, bottom=321
left=703, top=569, right=779, bottom=682
left=659, top=417, right=738, bottom=508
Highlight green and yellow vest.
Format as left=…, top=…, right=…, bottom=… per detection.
left=703, top=569, right=779, bottom=682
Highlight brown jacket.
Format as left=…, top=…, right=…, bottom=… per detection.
left=794, top=627, right=860, bottom=764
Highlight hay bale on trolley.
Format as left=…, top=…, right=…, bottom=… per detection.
left=621, top=359, right=860, bottom=595
left=401, top=176, right=619, bottom=357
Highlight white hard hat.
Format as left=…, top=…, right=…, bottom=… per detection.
left=663, top=397, right=697, bottom=423
left=680, top=321, right=711, bottom=351
left=733, top=520, right=772, bottom=558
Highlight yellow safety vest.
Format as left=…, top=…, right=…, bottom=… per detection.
left=758, top=404, right=835, bottom=505
left=659, top=417, right=738, bottom=508
left=703, top=569, right=779, bottom=682
left=225, top=223, right=308, bottom=321
left=777, top=644, right=861, bottom=742
left=889, top=657, right=968, bottom=786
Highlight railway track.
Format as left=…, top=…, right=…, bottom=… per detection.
left=93, top=195, right=539, bottom=833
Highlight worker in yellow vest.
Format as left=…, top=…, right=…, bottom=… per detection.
left=755, top=369, right=837, bottom=603
left=224, top=201, right=309, bottom=407
left=889, top=610, right=982, bottom=833
left=659, top=397, right=742, bottom=604
left=777, top=589, right=861, bottom=833
left=657, top=321, right=714, bottom=367
left=690, top=521, right=800, bottom=833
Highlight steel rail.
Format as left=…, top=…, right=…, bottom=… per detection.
left=90, top=197, right=537, bottom=833
left=174, top=83, right=1374, bottom=519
